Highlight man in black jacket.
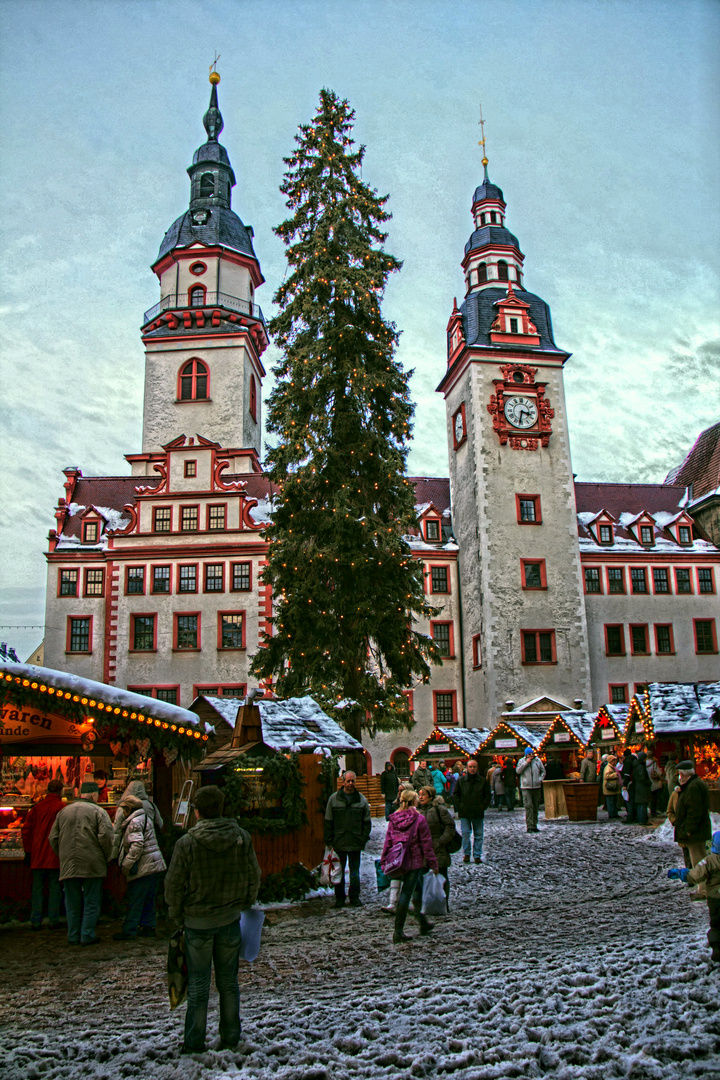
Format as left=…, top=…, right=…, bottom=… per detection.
left=632, top=750, right=652, bottom=825
left=453, top=758, right=491, bottom=864
left=380, top=761, right=400, bottom=821
left=621, top=749, right=636, bottom=823
left=675, top=761, right=712, bottom=867
left=324, top=772, right=371, bottom=908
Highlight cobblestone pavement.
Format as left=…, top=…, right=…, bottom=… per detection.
left=2, top=810, right=718, bottom=1079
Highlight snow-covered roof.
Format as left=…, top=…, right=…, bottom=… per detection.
left=0, top=660, right=212, bottom=736
left=540, top=711, right=596, bottom=751
left=644, top=681, right=720, bottom=736
left=575, top=482, right=719, bottom=554
left=598, top=703, right=630, bottom=729
left=193, top=694, right=364, bottom=753
left=478, top=720, right=549, bottom=753
left=412, top=726, right=491, bottom=758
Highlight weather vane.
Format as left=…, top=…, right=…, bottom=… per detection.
left=478, top=104, right=489, bottom=177
left=209, top=52, right=221, bottom=84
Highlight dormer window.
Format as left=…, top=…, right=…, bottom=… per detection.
left=678, top=525, right=692, bottom=545
left=425, top=519, right=441, bottom=542
left=509, top=318, right=519, bottom=334
left=497, top=261, right=509, bottom=282
left=640, top=525, right=654, bottom=545
left=598, top=524, right=614, bottom=545
left=83, top=520, right=99, bottom=543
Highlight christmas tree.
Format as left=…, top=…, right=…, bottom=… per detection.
left=251, top=89, right=439, bottom=750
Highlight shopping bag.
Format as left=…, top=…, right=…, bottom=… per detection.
left=239, top=908, right=265, bottom=962
left=320, top=846, right=342, bottom=886
left=421, top=872, right=447, bottom=916
left=375, top=858, right=392, bottom=892
left=167, top=929, right=188, bottom=1010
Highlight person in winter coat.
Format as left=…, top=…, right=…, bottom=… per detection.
left=579, top=750, right=597, bottom=783
left=516, top=748, right=546, bottom=833
left=491, top=764, right=505, bottom=808
left=429, top=762, right=447, bottom=796
left=411, top=760, right=434, bottom=791
left=500, top=758, right=517, bottom=811
left=665, top=751, right=679, bottom=801
left=111, top=780, right=164, bottom=860
left=48, top=781, right=113, bottom=946
left=674, top=762, right=712, bottom=867
left=668, top=831, right=720, bottom=962
left=602, top=755, right=621, bottom=819
left=445, top=764, right=460, bottom=797
left=544, top=755, right=565, bottom=781
left=453, top=758, right=491, bottom=861
left=621, top=749, right=637, bottom=823
left=380, top=788, right=439, bottom=943
left=632, top=750, right=652, bottom=825
left=417, top=786, right=456, bottom=904
left=324, top=771, right=371, bottom=908
left=113, top=793, right=167, bottom=940
left=164, top=785, right=261, bottom=1054
left=646, top=752, right=663, bottom=816
left=21, top=778, right=65, bottom=930
left=380, top=762, right=400, bottom=822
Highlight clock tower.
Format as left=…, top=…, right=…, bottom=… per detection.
left=437, top=164, right=591, bottom=723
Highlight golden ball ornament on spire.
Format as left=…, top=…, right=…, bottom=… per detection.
left=209, top=71, right=221, bottom=85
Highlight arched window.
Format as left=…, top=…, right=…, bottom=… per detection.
left=189, top=286, right=205, bottom=307
left=179, top=359, right=209, bottom=401
left=497, top=261, right=509, bottom=281
left=481, top=213, right=488, bottom=226
left=477, top=263, right=487, bottom=283
left=491, top=211, right=498, bottom=224
left=391, top=749, right=411, bottom=777
left=249, top=374, right=257, bottom=422
left=199, top=172, right=214, bottom=198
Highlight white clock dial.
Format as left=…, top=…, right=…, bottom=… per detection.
left=454, top=411, right=465, bottom=442
left=504, top=395, right=538, bottom=429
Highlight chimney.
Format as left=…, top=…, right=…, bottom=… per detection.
left=230, top=691, right=263, bottom=747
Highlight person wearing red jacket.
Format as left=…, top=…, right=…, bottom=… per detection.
left=21, top=779, right=64, bottom=930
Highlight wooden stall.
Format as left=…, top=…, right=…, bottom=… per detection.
left=191, top=693, right=364, bottom=877
left=537, top=711, right=596, bottom=818
left=411, top=726, right=491, bottom=767
left=588, top=704, right=628, bottom=757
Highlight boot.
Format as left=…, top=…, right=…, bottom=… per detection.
left=418, top=913, right=434, bottom=936
left=393, top=905, right=412, bottom=944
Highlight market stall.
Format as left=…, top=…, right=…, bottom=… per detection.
left=410, top=726, right=491, bottom=768
left=537, top=711, right=596, bottom=818
left=587, top=704, right=628, bottom=757
left=190, top=693, right=364, bottom=879
left=0, top=661, right=212, bottom=910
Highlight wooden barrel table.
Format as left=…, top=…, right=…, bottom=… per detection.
left=562, top=782, right=600, bottom=822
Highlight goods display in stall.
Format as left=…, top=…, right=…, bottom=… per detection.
left=410, top=726, right=491, bottom=765
left=536, top=711, right=596, bottom=818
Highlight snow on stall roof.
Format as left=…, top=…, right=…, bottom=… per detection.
left=196, top=694, right=364, bottom=753
left=648, top=681, right=720, bottom=734
left=553, top=711, right=597, bottom=744
left=417, top=727, right=491, bottom=755
left=600, top=703, right=630, bottom=727
left=0, top=660, right=211, bottom=732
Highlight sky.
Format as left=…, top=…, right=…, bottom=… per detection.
left=1, top=0, right=719, bottom=662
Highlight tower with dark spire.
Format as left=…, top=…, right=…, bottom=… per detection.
left=140, top=72, right=267, bottom=461
left=437, top=149, right=591, bottom=724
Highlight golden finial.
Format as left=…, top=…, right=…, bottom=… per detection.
left=209, top=53, right=221, bottom=84
left=478, top=104, right=489, bottom=177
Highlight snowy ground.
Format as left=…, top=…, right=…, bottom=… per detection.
left=2, top=808, right=719, bottom=1079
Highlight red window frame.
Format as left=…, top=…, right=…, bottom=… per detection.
left=130, top=613, right=158, bottom=653
left=674, top=567, right=693, bottom=594
left=424, top=518, right=441, bottom=542
left=127, top=685, right=181, bottom=705
left=249, top=375, right=257, bottom=422
left=604, top=624, right=626, bottom=657
left=83, top=568, right=105, bottom=598
left=694, top=618, right=718, bottom=655
left=188, top=283, right=206, bottom=307
left=654, top=624, right=675, bottom=655
left=180, top=505, right=199, bottom=532
left=433, top=690, right=458, bottom=726
left=606, top=566, right=626, bottom=594
left=608, top=683, right=628, bottom=704
left=66, top=615, right=93, bottom=654
left=521, top=629, right=557, bottom=664
left=193, top=683, right=247, bottom=699
left=177, top=564, right=198, bottom=594
left=522, top=559, right=547, bottom=590
left=583, top=566, right=602, bottom=594
left=151, top=565, right=172, bottom=594
left=125, top=565, right=146, bottom=595
left=231, top=562, right=252, bottom=592
left=217, top=610, right=246, bottom=651
left=630, top=624, right=650, bottom=656
left=472, top=633, right=482, bottom=669
left=189, top=261, right=207, bottom=277
left=184, top=460, right=197, bottom=478
left=697, top=567, right=716, bottom=594
left=430, top=620, right=454, bottom=658
left=429, top=564, right=450, bottom=594
left=153, top=506, right=172, bottom=533
left=203, top=563, right=225, bottom=593
left=516, top=494, right=541, bottom=524
left=58, top=568, right=79, bottom=597
left=452, top=403, right=467, bottom=450
left=651, top=566, right=671, bottom=595
left=178, top=359, right=209, bottom=402
left=207, top=504, right=227, bottom=531
left=83, top=520, right=99, bottom=543
left=173, top=612, right=201, bottom=651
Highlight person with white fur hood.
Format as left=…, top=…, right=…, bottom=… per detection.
left=111, top=780, right=163, bottom=860
left=112, top=785, right=166, bottom=941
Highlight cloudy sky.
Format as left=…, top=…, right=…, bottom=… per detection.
left=1, top=0, right=718, bottom=661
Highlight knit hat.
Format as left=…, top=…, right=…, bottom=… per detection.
left=524, top=747, right=533, bottom=756
left=677, top=760, right=695, bottom=771
left=80, top=781, right=99, bottom=794
left=712, top=831, right=720, bottom=856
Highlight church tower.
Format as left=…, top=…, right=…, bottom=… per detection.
left=437, top=158, right=591, bottom=723
left=140, top=72, right=268, bottom=459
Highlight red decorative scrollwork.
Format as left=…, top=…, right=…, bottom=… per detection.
left=486, top=365, right=554, bottom=450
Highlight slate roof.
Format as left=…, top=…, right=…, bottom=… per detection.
left=464, top=225, right=520, bottom=257
left=459, top=288, right=562, bottom=353
left=157, top=207, right=258, bottom=263
left=665, top=421, right=720, bottom=502
left=473, top=179, right=505, bottom=204
left=575, top=482, right=718, bottom=553
left=195, top=694, right=364, bottom=753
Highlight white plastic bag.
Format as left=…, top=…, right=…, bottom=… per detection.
left=239, top=908, right=265, bottom=962
left=320, top=846, right=342, bottom=886
left=421, top=872, right=447, bottom=916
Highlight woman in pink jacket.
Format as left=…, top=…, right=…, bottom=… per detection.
left=381, top=789, right=439, bottom=943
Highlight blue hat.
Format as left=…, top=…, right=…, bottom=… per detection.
left=524, top=747, right=533, bottom=756
left=712, top=831, right=720, bottom=856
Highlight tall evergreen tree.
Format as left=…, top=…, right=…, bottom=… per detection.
left=251, top=89, right=439, bottom=747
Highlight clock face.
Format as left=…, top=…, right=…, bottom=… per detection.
left=504, top=395, right=538, bottom=429
left=454, top=411, right=465, bottom=442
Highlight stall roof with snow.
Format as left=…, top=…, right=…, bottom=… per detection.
left=539, top=711, right=597, bottom=753
left=625, top=682, right=720, bottom=743
left=588, top=704, right=628, bottom=745
left=477, top=719, right=549, bottom=756
left=411, top=726, right=491, bottom=760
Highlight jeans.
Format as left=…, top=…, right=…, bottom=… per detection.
left=636, top=802, right=649, bottom=825
left=504, top=790, right=516, bottom=812
left=184, top=921, right=242, bottom=1051
left=460, top=817, right=484, bottom=858
left=397, top=867, right=423, bottom=912
left=63, top=877, right=103, bottom=944
left=384, top=799, right=394, bottom=822
left=625, top=796, right=636, bottom=823
left=31, top=868, right=62, bottom=926
left=522, top=788, right=541, bottom=831
left=606, top=794, right=619, bottom=819
left=335, top=850, right=361, bottom=903
left=122, top=872, right=161, bottom=935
